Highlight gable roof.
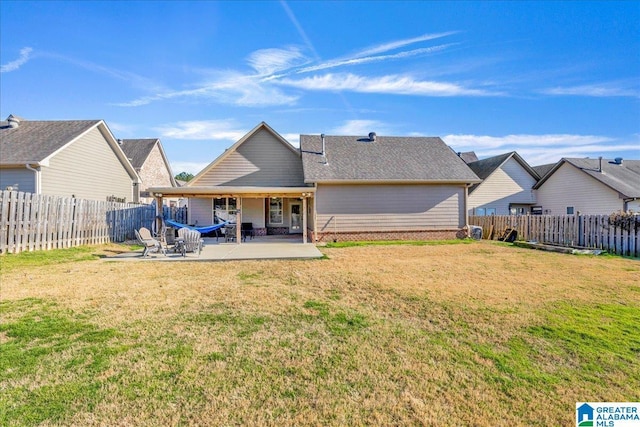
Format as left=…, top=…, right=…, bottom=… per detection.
left=0, top=116, right=139, bottom=182
left=466, top=151, right=540, bottom=193
left=533, top=157, right=640, bottom=198
left=300, top=134, right=481, bottom=184
left=120, top=138, right=177, bottom=187
left=458, top=151, right=478, bottom=163
left=189, top=121, right=301, bottom=187
left=532, top=163, right=556, bottom=179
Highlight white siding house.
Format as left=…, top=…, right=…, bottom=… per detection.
left=466, top=152, right=539, bottom=216
left=534, top=158, right=640, bottom=215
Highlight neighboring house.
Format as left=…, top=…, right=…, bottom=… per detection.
left=457, top=151, right=478, bottom=163
left=466, top=151, right=540, bottom=216
left=119, top=138, right=177, bottom=204
left=149, top=123, right=481, bottom=243
left=533, top=157, right=640, bottom=215
left=0, top=115, right=140, bottom=202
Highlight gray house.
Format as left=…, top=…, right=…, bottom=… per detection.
left=466, top=151, right=540, bottom=216
left=119, top=138, right=177, bottom=204
left=533, top=157, right=640, bottom=214
left=0, top=115, right=140, bottom=202
left=150, top=123, right=481, bottom=243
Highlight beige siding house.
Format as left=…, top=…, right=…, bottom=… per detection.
left=150, top=122, right=313, bottom=242
left=0, top=115, right=140, bottom=201
left=120, top=138, right=177, bottom=204
left=466, top=152, right=539, bottom=216
left=150, top=123, right=481, bottom=243
left=300, top=133, right=481, bottom=242
left=533, top=158, right=640, bottom=215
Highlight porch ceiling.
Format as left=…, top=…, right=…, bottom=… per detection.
left=148, top=186, right=315, bottom=198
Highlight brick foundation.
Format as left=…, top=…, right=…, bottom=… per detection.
left=312, top=229, right=462, bottom=243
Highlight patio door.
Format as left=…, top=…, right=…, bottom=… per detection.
left=290, top=202, right=302, bottom=234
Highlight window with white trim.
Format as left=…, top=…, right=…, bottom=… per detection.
left=213, top=197, right=237, bottom=222
left=269, top=197, right=283, bottom=224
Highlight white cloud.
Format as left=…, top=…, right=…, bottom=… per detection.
left=154, top=120, right=247, bottom=141
left=1, top=47, right=33, bottom=73
left=444, top=133, right=639, bottom=165
left=117, top=71, right=299, bottom=107
left=353, top=31, right=459, bottom=57
left=278, top=73, right=495, bottom=96
left=297, top=44, right=457, bottom=74
left=331, top=120, right=390, bottom=135
left=280, top=133, right=300, bottom=147
left=542, top=81, right=640, bottom=98
left=247, top=47, right=307, bottom=76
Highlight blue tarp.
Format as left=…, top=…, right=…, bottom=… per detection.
left=165, top=219, right=229, bottom=234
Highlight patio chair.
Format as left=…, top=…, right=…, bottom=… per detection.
left=224, top=224, right=237, bottom=243
left=176, top=228, right=203, bottom=257
left=241, top=222, right=255, bottom=241
left=136, top=227, right=165, bottom=257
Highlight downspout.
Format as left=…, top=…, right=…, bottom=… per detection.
left=464, top=183, right=471, bottom=230
left=25, top=163, right=41, bottom=194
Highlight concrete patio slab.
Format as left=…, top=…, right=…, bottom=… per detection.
left=103, top=236, right=324, bottom=262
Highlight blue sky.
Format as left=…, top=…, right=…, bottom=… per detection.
left=1, top=1, right=639, bottom=175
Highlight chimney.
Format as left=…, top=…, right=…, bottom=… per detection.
left=7, top=115, right=20, bottom=128
left=368, top=132, right=377, bottom=142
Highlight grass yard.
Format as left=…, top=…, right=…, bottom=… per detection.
left=1, top=241, right=639, bottom=426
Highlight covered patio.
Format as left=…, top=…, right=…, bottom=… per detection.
left=106, top=234, right=324, bottom=262
left=149, top=186, right=316, bottom=245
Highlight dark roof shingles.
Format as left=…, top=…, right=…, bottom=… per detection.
left=300, top=135, right=480, bottom=182
left=119, top=139, right=158, bottom=169
left=0, top=119, right=100, bottom=164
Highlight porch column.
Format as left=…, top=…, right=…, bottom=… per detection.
left=236, top=197, right=242, bottom=243
left=302, top=196, right=308, bottom=243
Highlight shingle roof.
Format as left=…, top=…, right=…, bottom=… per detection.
left=533, top=158, right=640, bottom=198
left=0, top=118, right=101, bottom=164
left=119, top=139, right=158, bottom=169
left=466, top=152, right=540, bottom=194
left=300, top=134, right=480, bottom=183
left=458, top=151, right=478, bottom=163
left=532, top=163, right=555, bottom=179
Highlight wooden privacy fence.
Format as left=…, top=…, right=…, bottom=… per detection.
left=0, top=191, right=158, bottom=254
left=469, top=214, right=640, bottom=257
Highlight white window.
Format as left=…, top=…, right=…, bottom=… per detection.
left=269, top=197, right=283, bottom=224
left=213, top=198, right=237, bottom=222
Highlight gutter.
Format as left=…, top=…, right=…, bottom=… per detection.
left=25, top=163, right=41, bottom=194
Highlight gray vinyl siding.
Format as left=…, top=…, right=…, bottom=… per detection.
left=241, top=198, right=265, bottom=228
left=316, top=184, right=464, bottom=232
left=189, top=198, right=213, bottom=225
left=535, top=162, right=624, bottom=215
left=193, top=129, right=305, bottom=187
left=0, top=168, right=36, bottom=193
left=468, top=157, right=537, bottom=215
left=40, top=127, right=133, bottom=201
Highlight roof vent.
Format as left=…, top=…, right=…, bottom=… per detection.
left=117, top=139, right=123, bottom=145
left=7, top=115, right=20, bottom=128
left=368, top=132, right=376, bottom=141
left=614, top=157, right=623, bottom=165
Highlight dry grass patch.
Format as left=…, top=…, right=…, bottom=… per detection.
left=1, top=241, right=639, bottom=426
